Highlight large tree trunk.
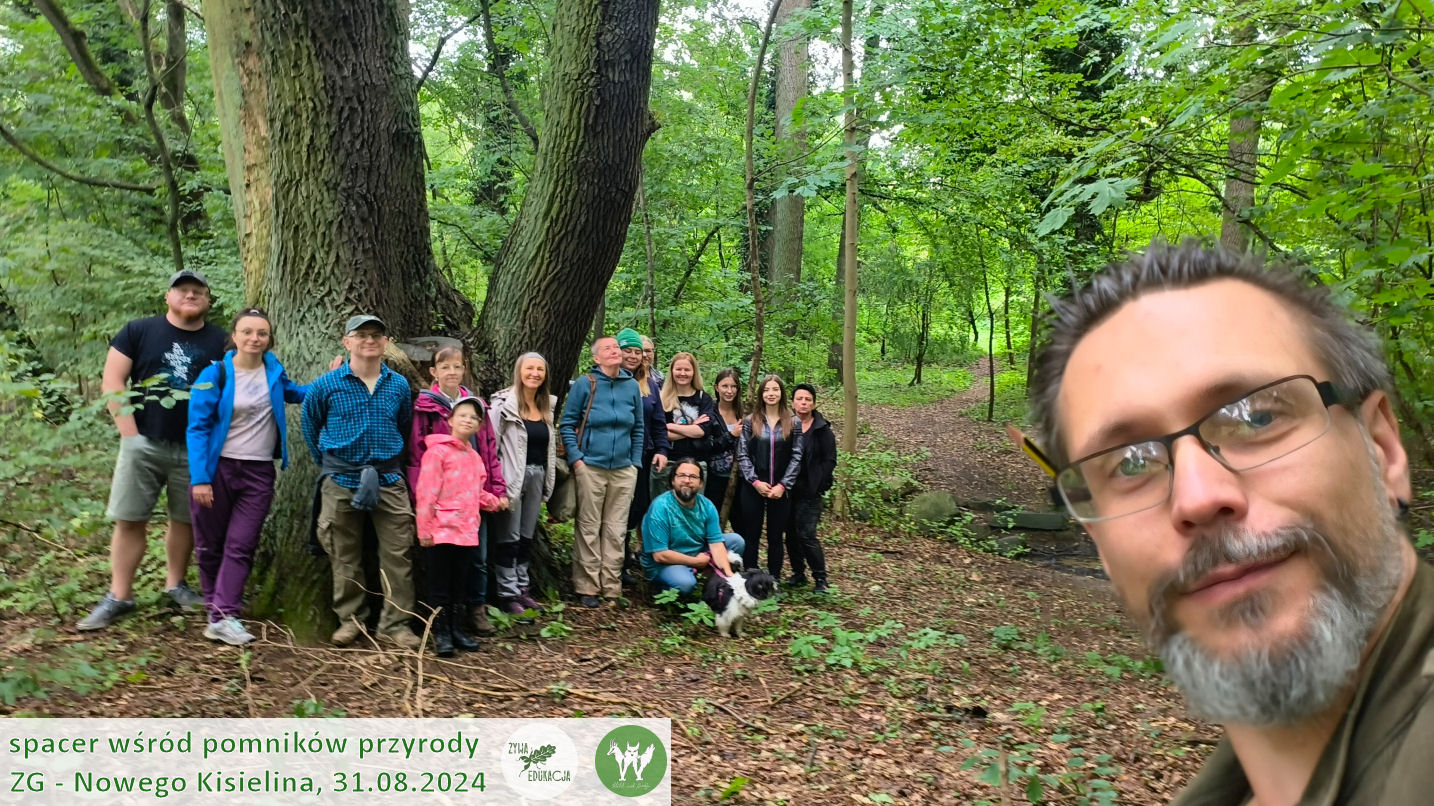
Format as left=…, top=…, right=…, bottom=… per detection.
left=470, top=0, right=661, bottom=394
left=202, top=0, right=475, bottom=641
left=767, top=0, right=809, bottom=290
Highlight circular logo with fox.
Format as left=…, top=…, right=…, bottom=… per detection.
left=594, top=724, right=668, bottom=796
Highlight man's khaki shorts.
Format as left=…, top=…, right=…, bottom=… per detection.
left=106, top=435, right=192, bottom=524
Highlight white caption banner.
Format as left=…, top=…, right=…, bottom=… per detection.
left=1, top=718, right=670, bottom=804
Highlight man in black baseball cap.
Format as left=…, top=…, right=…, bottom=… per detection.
left=79, top=270, right=228, bottom=630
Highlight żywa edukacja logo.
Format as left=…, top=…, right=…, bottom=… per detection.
left=594, top=725, right=668, bottom=797
left=501, top=724, right=577, bottom=800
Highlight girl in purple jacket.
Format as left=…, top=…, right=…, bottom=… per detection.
left=404, top=346, right=508, bottom=635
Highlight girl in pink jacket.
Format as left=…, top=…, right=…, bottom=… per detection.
left=415, top=397, right=501, bottom=657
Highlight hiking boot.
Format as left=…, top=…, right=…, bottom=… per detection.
left=579, top=595, right=601, bottom=609
left=813, top=578, right=830, bottom=594
left=515, top=592, right=544, bottom=613
left=469, top=605, right=495, bottom=635
left=77, top=593, right=136, bottom=631
left=783, top=574, right=809, bottom=588
left=165, top=583, right=205, bottom=611
left=204, top=617, right=255, bottom=646
left=501, top=599, right=536, bottom=624
left=331, top=619, right=363, bottom=647
left=381, top=629, right=422, bottom=651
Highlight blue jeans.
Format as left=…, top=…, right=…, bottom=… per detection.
left=651, top=533, right=745, bottom=595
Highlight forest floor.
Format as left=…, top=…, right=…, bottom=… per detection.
left=0, top=360, right=1216, bottom=805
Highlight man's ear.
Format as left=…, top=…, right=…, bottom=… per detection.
left=1358, top=390, right=1412, bottom=508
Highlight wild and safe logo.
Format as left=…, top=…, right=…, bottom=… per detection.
left=593, top=724, right=668, bottom=797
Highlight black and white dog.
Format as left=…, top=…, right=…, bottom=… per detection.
left=703, top=564, right=776, bottom=638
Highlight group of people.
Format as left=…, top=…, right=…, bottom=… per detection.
left=75, top=276, right=836, bottom=656
left=560, top=328, right=837, bottom=609
left=69, top=241, right=1434, bottom=801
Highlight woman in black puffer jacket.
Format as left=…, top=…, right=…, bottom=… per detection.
left=735, top=374, right=805, bottom=575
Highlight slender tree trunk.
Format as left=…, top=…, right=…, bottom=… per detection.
left=203, top=0, right=474, bottom=641
left=1002, top=269, right=1014, bottom=365
left=1026, top=257, right=1042, bottom=389
left=1220, top=19, right=1272, bottom=258
left=744, top=0, right=783, bottom=391
left=638, top=174, right=658, bottom=339
left=910, top=298, right=928, bottom=386
left=470, top=0, right=661, bottom=394
left=837, top=0, right=859, bottom=515
left=977, top=232, right=996, bottom=422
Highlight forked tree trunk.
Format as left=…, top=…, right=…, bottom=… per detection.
left=203, top=0, right=474, bottom=640
left=470, top=0, right=661, bottom=394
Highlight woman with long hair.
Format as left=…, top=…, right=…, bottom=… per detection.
left=186, top=307, right=307, bottom=645
left=705, top=368, right=744, bottom=508
left=617, top=328, right=669, bottom=584
left=735, top=374, right=804, bottom=574
left=489, top=352, right=558, bottom=615
left=661, top=352, right=723, bottom=463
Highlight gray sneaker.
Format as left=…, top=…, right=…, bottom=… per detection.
left=165, top=583, right=205, bottom=611
left=204, top=617, right=255, bottom=646
left=77, top=593, right=136, bottom=631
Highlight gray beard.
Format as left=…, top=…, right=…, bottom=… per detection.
left=1144, top=504, right=1403, bottom=725
left=674, top=487, right=698, bottom=503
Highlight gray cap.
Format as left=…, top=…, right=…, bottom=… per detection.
left=168, top=269, right=209, bottom=288
left=344, top=314, right=388, bottom=335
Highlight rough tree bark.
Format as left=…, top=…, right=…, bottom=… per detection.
left=768, top=0, right=809, bottom=290
left=469, top=0, right=661, bottom=394
left=1220, top=17, right=1272, bottom=257
left=202, top=0, right=475, bottom=640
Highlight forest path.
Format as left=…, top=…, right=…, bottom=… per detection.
left=858, top=357, right=1050, bottom=509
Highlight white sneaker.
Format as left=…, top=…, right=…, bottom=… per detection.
left=204, top=617, right=255, bottom=646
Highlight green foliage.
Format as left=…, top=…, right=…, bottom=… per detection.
left=836, top=440, right=925, bottom=527
left=291, top=698, right=348, bottom=718
left=1, top=638, right=156, bottom=707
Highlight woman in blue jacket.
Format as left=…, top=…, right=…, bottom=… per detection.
left=186, top=308, right=307, bottom=645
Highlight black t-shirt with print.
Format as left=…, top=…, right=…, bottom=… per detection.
left=111, top=315, right=228, bottom=444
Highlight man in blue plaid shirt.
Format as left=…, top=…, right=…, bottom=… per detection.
left=301, top=315, right=420, bottom=649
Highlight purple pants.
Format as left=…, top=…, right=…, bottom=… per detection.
left=190, top=457, right=276, bottom=622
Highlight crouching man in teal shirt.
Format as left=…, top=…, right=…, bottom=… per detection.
left=641, top=459, right=744, bottom=593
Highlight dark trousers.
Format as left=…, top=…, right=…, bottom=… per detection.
left=704, top=472, right=730, bottom=509
left=465, top=521, right=489, bottom=606
left=787, top=494, right=828, bottom=581
left=190, top=457, right=276, bottom=622
left=423, top=543, right=474, bottom=608
left=735, top=482, right=793, bottom=575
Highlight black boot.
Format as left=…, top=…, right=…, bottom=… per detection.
left=451, top=609, right=480, bottom=653
left=433, top=607, right=455, bottom=658
left=813, top=573, right=829, bottom=594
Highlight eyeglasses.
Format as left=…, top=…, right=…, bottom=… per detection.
left=347, top=331, right=387, bottom=342
left=673, top=472, right=702, bottom=481
left=1056, top=375, right=1346, bottom=523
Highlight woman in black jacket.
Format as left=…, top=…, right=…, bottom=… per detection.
left=735, top=375, right=805, bottom=575
left=788, top=383, right=836, bottom=592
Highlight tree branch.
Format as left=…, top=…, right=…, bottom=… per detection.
left=670, top=222, right=723, bottom=304
left=0, top=120, right=158, bottom=192
left=138, top=0, right=184, bottom=272
left=415, top=13, right=482, bottom=93
left=478, top=0, right=539, bottom=147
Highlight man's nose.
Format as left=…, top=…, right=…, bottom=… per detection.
left=1167, top=434, right=1248, bottom=533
